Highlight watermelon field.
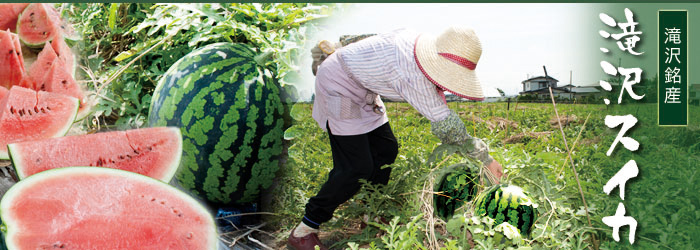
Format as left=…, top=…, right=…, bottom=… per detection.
left=275, top=101, right=700, bottom=250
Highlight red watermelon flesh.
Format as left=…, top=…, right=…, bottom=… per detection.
left=16, top=3, right=61, bottom=47
left=8, top=127, right=183, bottom=182
left=0, top=3, right=29, bottom=32
left=0, top=167, right=218, bottom=250
left=46, top=4, right=79, bottom=41
left=0, top=86, right=78, bottom=159
left=50, top=37, right=75, bottom=76
left=11, top=27, right=24, bottom=70
left=0, top=30, right=25, bottom=89
left=23, top=42, right=57, bottom=89
left=43, top=57, right=87, bottom=116
left=0, top=86, right=7, bottom=100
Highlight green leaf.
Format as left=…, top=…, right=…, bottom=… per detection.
left=113, top=50, right=134, bottom=62
left=108, top=3, right=119, bottom=31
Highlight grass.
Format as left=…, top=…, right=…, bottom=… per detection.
left=269, top=101, right=700, bottom=250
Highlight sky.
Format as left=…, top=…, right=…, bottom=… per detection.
left=294, top=3, right=600, bottom=100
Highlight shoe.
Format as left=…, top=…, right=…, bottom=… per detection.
left=287, top=230, right=328, bottom=250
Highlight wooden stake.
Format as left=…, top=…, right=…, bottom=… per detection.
left=548, top=87, right=594, bottom=230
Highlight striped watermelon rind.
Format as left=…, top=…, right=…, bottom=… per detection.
left=433, top=163, right=479, bottom=220
left=148, top=43, right=284, bottom=205
left=473, top=184, right=538, bottom=237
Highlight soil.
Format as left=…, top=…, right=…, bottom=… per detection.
left=0, top=160, right=18, bottom=199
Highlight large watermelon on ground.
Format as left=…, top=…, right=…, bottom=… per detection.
left=434, top=163, right=480, bottom=220
left=8, top=127, right=182, bottom=181
left=0, top=86, right=78, bottom=159
left=473, top=184, right=538, bottom=237
left=0, top=167, right=218, bottom=250
left=0, top=30, right=24, bottom=89
left=0, top=4, right=29, bottom=32
left=148, top=43, right=285, bottom=205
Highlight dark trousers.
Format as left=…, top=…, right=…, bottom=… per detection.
left=302, top=122, right=399, bottom=229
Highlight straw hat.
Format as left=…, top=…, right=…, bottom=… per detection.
left=414, top=26, right=484, bottom=101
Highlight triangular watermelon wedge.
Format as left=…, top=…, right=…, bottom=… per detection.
left=23, top=42, right=58, bottom=90
left=0, top=30, right=25, bottom=89
left=10, top=28, right=24, bottom=70
left=0, top=167, right=218, bottom=250
left=42, top=57, right=88, bottom=118
left=0, top=86, right=78, bottom=159
left=8, top=127, right=183, bottom=182
left=0, top=3, right=29, bottom=32
left=51, top=36, right=76, bottom=76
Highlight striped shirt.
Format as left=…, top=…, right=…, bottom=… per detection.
left=312, top=29, right=451, bottom=135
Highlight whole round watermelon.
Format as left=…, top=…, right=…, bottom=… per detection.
left=433, top=163, right=479, bottom=220
left=473, top=184, right=538, bottom=236
left=148, top=43, right=284, bottom=205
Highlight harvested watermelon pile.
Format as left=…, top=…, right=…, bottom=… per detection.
left=0, top=3, right=87, bottom=120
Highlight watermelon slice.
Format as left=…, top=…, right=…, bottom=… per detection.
left=22, top=42, right=57, bottom=90
left=0, top=86, right=7, bottom=100
left=0, top=86, right=78, bottom=159
left=10, top=29, right=25, bottom=71
left=0, top=3, right=29, bottom=32
left=43, top=57, right=87, bottom=117
left=16, top=3, right=61, bottom=47
left=0, top=30, right=25, bottom=89
left=51, top=36, right=76, bottom=76
left=0, top=167, right=218, bottom=250
left=8, top=127, right=183, bottom=182
left=46, top=4, right=79, bottom=42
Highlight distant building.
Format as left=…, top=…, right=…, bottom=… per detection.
left=520, top=76, right=573, bottom=99
left=560, top=84, right=603, bottom=99
left=519, top=76, right=601, bottom=100
left=522, top=76, right=559, bottom=92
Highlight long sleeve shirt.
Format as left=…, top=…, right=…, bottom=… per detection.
left=312, top=29, right=451, bottom=136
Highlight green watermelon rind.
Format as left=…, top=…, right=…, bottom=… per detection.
left=0, top=167, right=218, bottom=250
left=148, top=43, right=285, bottom=205
left=433, top=163, right=479, bottom=220
left=73, top=98, right=91, bottom=122
left=7, top=127, right=183, bottom=182
left=0, top=95, right=78, bottom=160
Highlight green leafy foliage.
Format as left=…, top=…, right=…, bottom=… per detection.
left=276, top=101, right=699, bottom=249
left=61, top=3, right=330, bottom=129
